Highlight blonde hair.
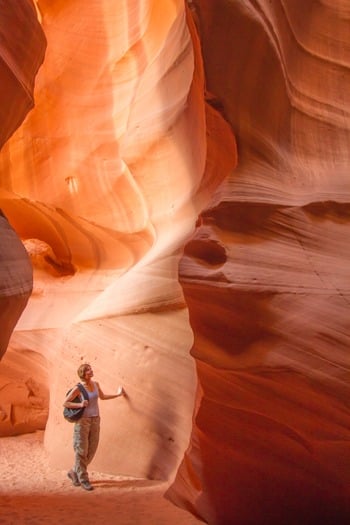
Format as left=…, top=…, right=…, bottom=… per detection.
left=77, top=363, right=91, bottom=380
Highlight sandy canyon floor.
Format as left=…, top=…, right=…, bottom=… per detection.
left=0, top=432, right=202, bottom=525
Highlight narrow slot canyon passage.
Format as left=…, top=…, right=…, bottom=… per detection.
left=1, top=1, right=350, bottom=524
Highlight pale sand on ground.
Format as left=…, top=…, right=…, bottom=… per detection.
left=0, top=431, right=203, bottom=525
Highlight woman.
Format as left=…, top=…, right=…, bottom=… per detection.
left=63, top=363, right=124, bottom=491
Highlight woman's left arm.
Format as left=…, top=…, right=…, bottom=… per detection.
left=96, top=382, right=124, bottom=400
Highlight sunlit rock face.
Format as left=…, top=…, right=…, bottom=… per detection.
left=0, top=1, right=43, bottom=432
left=3, top=0, right=349, bottom=523
left=168, top=1, right=350, bottom=524
left=0, top=0, right=236, bottom=483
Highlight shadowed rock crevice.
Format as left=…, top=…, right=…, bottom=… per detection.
left=0, top=212, right=33, bottom=360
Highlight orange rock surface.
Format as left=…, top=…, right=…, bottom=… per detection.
left=1, top=1, right=350, bottom=524
left=168, top=1, right=350, bottom=524
left=0, top=0, right=235, bottom=483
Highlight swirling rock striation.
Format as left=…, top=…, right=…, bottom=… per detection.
left=0, top=0, right=235, bottom=486
left=2, top=1, right=349, bottom=524
left=0, top=0, right=46, bottom=149
left=168, top=1, right=350, bottom=524
left=0, top=0, right=45, bottom=360
left=0, top=211, right=33, bottom=360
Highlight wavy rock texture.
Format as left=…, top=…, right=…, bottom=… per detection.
left=168, top=1, right=350, bottom=524
left=0, top=0, right=43, bottom=365
left=0, top=0, right=235, bottom=486
left=0, top=211, right=33, bottom=363
left=0, top=0, right=46, bottom=150
left=2, top=0, right=349, bottom=524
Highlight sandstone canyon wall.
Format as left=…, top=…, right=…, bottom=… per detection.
left=0, top=0, right=45, bottom=431
left=0, top=0, right=235, bottom=486
left=1, top=1, right=350, bottom=525
left=168, top=1, right=350, bottom=524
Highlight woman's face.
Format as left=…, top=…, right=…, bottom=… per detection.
left=84, top=366, right=93, bottom=380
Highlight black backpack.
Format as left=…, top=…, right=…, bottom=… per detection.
left=63, top=383, right=89, bottom=422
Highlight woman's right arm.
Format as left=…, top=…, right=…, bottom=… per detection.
left=63, top=386, right=88, bottom=408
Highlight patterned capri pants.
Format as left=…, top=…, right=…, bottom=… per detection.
left=73, top=416, right=100, bottom=482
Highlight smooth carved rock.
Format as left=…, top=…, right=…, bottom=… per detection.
left=168, top=1, right=350, bottom=524
left=0, top=212, right=33, bottom=360
left=0, top=0, right=43, bottom=359
left=0, top=0, right=46, bottom=149
left=3, top=0, right=349, bottom=524
left=0, top=0, right=236, bottom=491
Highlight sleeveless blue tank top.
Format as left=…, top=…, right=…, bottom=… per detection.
left=82, top=382, right=99, bottom=417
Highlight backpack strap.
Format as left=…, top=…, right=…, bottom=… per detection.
left=77, top=383, right=89, bottom=400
